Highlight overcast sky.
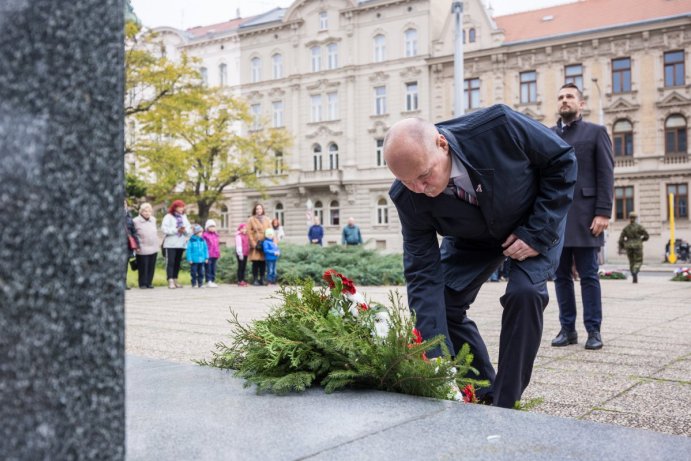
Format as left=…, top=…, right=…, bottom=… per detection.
left=130, top=0, right=575, bottom=30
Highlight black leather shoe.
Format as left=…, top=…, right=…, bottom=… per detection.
left=585, top=331, right=603, bottom=350
left=551, top=329, right=578, bottom=347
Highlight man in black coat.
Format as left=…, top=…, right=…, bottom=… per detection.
left=384, top=105, right=577, bottom=408
left=550, top=83, right=614, bottom=351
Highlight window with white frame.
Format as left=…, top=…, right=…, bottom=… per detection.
left=272, top=53, right=283, bottom=79
left=274, top=202, right=285, bottom=225
left=314, top=200, right=324, bottom=223
left=219, top=63, right=227, bottom=87
left=319, top=11, right=328, bottom=30
left=327, top=43, right=338, bottom=69
left=374, top=86, right=386, bottom=115
left=199, top=67, right=208, bottom=86
left=328, top=143, right=339, bottom=170
left=274, top=151, right=284, bottom=175
left=404, top=29, right=417, bottom=57
left=373, top=34, right=386, bottom=62
left=564, top=64, right=583, bottom=90
left=405, top=82, right=418, bottom=111
left=329, top=200, right=340, bottom=226
left=272, top=101, right=284, bottom=128
left=250, top=57, right=261, bottom=83
left=250, top=103, right=261, bottom=130
left=220, top=205, right=229, bottom=229
left=311, top=46, right=321, bottom=72
left=376, top=138, right=385, bottom=166
left=377, top=198, right=389, bottom=224
left=464, top=78, right=480, bottom=110
left=327, top=92, right=338, bottom=120
left=313, top=144, right=322, bottom=171
left=310, top=95, right=322, bottom=122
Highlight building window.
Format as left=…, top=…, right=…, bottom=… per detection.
left=468, top=28, right=476, bottom=43
left=327, top=43, right=338, bottom=70
left=664, top=50, right=685, bottom=87
left=220, top=204, right=229, bottom=229
left=319, top=11, right=328, bottom=30
left=377, top=198, right=389, bottom=224
left=612, top=57, right=631, bottom=94
left=327, top=92, right=338, bottom=120
left=328, top=143, right=339, bottom=170
left=200, top=67, right=208, bottom=86
left=250, top=57, right=261, bottom=83
left=376, top=138, right=385, bottom=166
left=612, top=119, right=633, bottom=156
left=667, top=183, right=689, bottom=219
left=373, top=34, right=386, bottom=62
left=310, top=95, right=322, bottom=122
left=313, top=144, right=322, bottom=171
left=464, top=78, right=480, bottom=110
left=311, top=46, right=321, bottom=72
left=665, top=114, right=687, bottom=154
left=329, top=200, right=340, bottom=226
left=314, top=200, right=324, bottom=224
left=404, top=29, right=417, bottom=57
left=374, top=86, right=386, bottom=115
left=272, top=53, right=283, bottom=79
left=520, top=71, right=537, bottom=104
left=274, top=151, right=284, bottom=175
left=614, top=186, right=634, bottom=220
left=272, top=101, right=284, bottom=128
left=274, top=202, right=284, bottom=225
left=564, top=64, right=583, bottom=90
left=219, top=63, right=227, bottom=87
left=250, top=103, right=261, bottom=130
left=405, top=82, right=418, bottom=111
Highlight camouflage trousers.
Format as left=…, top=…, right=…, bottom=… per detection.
left=626, top=247, right=643, bottom=274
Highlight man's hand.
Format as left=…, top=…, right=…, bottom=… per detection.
left=502, top=234, right=539, bottom=262
left=590, top=215, right=609, bottom=237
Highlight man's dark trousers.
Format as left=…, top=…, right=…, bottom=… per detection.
left=445, top=262, right=549, bottom=408
left=554, top=247, right=602, bottom=333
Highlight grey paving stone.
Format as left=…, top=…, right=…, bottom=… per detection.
left=584, top=410, right=691, bottom=437
left=599, top=380, right=691, bottom=420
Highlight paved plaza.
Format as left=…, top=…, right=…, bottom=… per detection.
left=126, top=269, right=691, bottom=440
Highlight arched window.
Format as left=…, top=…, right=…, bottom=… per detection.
left=220, top=205, right=229, bottom=229
left=665, top=114, right=687, bottom=154
left=612, top=119, right=633, bottom=157
left=373, top=34, right=386, bottom=62
left=469, top=28, right=476, bottom=43
left=328, top=143, right=339, bottom=170
left=219, top=63, right=227, bottom=87
left=274, top=202, right=284, bottom=225
left=404, top=29, right=417, bottom=57
left=313, top=144, right=322, bottom=171
left=329, top=200, right=340, bottom=226
left=272, top=53, right=283, bottom=79
left=377, top=198, right=389, bottom=224
left=314, top=200, right=324, bottom=224
left=250, top=57, right=261, bottom=83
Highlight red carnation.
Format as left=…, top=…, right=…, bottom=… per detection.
left=462, top=384, right=477, bottom=404
left=412, top=328, right=423, bottom=344
left=358, top=303, right=369, bottom=312
left=323, top=269, right=338, bottom=288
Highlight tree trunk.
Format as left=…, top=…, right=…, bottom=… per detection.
left=197, top=200, right=211, bottom=225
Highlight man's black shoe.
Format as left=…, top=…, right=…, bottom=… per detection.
left=585, top=331, right=603, bottom=350
left=551, top=329, right=578, bottom=347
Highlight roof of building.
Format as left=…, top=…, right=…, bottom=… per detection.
left=186, top=17, right=249, bottom=38
left=495, top=0, right=691, bottom=44
left=239, top=7, right=286, bottom=29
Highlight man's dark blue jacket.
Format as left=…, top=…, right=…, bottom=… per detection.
left=389, top=105, right=577, bottom=342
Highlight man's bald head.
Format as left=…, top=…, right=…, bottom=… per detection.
left=383, top=118, right=438, bottom=168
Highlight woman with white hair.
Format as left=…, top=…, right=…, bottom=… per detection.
left=133, top=202, right=159, bottom=288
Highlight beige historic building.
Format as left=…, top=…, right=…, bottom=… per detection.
left=153, top=0, right=691, bottom=263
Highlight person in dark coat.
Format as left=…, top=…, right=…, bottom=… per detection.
left=384, top=105, right=577, bottom=408
left=550, top=83, right=614, bottom=351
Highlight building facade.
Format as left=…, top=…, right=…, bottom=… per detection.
left=153, top=0, right=691, bottom=262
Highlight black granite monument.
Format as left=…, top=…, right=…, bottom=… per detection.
left=0, top=0, right=125, bottom=458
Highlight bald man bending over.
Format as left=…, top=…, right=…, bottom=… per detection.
left=384, top=105, right=577, bottom=408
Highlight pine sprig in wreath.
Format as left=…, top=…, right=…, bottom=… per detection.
left=201, top=270, right=488, bottom=402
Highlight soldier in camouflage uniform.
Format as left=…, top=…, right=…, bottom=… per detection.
left=618, top=212, right=649, bottom=283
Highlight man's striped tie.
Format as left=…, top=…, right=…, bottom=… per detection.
left=448, top=177, right=479, bottom=206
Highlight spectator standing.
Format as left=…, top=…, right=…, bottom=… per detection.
left=203, top=219, right=220, bottom=288
left=341, top=217, right=363, bottom=246
left=551, top=83, right=614, bottom=351
left=133, top=202, right=158, bottom=289
left=161, top=199, right=192, bottom=289
left=186, top=224, right=209, bottom=288
left=618, top=212, right=649, bottom=283
left=235, top=223, right=250, bottom=286
left=308, top=216, right=324, bottom=246
left=271, top=218, right=286, bottom=242
left=262, top=228, right=281, bottom=285
left=125, top=199, right=140, bottom=290
left=248, top=203, right=271, bottom=286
